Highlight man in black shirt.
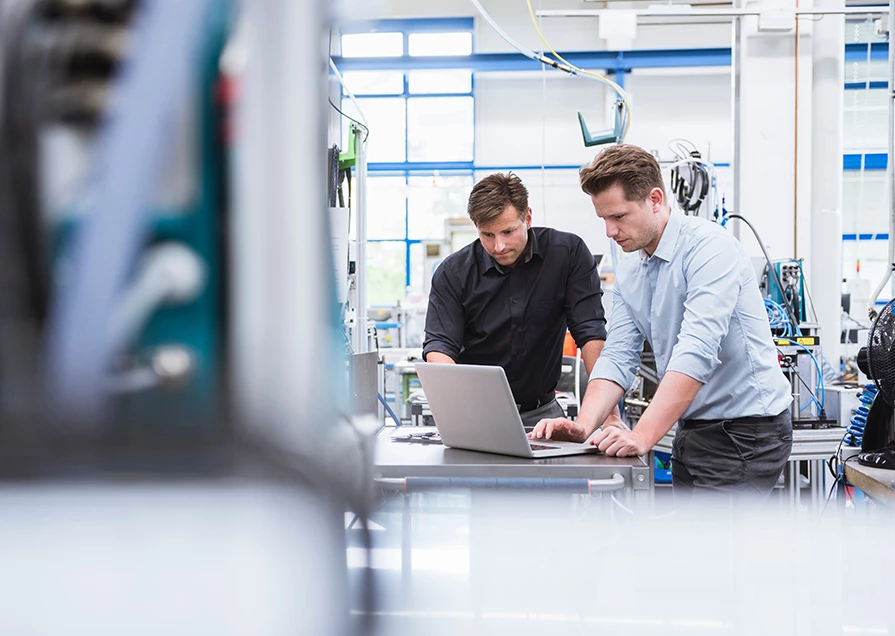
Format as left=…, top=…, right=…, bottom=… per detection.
left=423, top=172, right=613, bottom=428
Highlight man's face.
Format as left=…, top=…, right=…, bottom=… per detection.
left=477, top=205, right=532, bottom=267
left=591, top=184, right=663, bottom=254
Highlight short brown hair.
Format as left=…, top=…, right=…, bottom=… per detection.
left=467, top=172, right=528, bottom=227
left=579, top=144, right=665, bottom=201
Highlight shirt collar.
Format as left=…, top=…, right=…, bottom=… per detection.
left=642, top=210, right=682, bottom=263
left=481, top=228, right=543, bottom=274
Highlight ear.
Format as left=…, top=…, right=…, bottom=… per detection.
left=525, top=208, right=533, bottom=229
left=649, top=187, right=664, bottom=211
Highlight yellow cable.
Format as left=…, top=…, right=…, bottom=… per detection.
left=525, top=0, right=632, bottom=140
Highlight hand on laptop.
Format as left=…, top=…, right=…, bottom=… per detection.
left=528, top=417, right=587, bottom=443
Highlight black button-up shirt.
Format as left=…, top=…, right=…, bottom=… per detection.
left=422, top=227, right=607, bottom=405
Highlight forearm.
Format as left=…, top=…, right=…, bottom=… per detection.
left=579, top=339, right=622, bottom=421
left=633, top=371, right=703, bottom=448
left=576, top=379, right=625, bottom=437
left=424, top=351, right=455, bottom=364
left=579, top=339, right=604, bottom=376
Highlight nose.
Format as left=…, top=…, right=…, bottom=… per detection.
left=495, top=238, right=506, bottom=253
left=605, top=222, right=617, bottom=238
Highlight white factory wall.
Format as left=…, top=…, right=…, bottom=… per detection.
left=332, top=0, right=892, bottom=303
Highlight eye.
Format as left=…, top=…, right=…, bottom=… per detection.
left=503, top=229, right=513, bottom=235
left=482, top=232, right=493, bottom=238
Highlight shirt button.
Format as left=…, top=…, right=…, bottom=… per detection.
left=512, top=298, right=517, bottom=304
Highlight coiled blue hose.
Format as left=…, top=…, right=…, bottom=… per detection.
left=845, top=383, right=878, bottom=447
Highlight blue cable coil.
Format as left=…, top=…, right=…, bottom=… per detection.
left=845, top=383, right=878, bottom=447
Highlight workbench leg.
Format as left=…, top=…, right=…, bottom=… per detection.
left=787, top=461, right=798, bottom=511
left=810, top=460, right=822, bottom=511
left=402, top=492, right=411, bottom=587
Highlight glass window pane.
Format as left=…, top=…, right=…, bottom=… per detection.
left=341, top=97, right=406, bottom=163
left=846, top=21, right=887, bottom=44
left=408, top=32, right=472, bottom=57
left=845, top=60, right=890, bottom=83
left=407, top=97, right=474, bottom=162
left=341, top=71, right=404, bottom=95
left=341, top=32, right=403, bottom=58
left=367, top=177, right=407, bottom=240
left=408, top=70, right=472, bottom=94
left=407, top=175, right=473, bottom=240
left=367, top=241, right=407, bottom=305
left=409, top=242, right=425, bottom=296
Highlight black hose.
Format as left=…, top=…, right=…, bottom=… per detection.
left=727, top=213, right=801, bottom=329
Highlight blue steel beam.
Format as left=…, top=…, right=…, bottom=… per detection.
left=333, top=43, right=888, bottom=73
left=844, top=153, right=887, bottom=170
left=340, top=18, right=474, bottom=34
left=331, top=48, right=732, bottom=73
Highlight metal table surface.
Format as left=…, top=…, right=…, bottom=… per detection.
left=374, top=426, right=651, bottom=495
left=845, top=461, right=895, bottom=509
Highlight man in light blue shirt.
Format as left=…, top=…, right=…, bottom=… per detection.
left=530, top=144, right=792, bottom=496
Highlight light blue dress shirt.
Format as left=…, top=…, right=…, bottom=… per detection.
left=590, top=210, right=792, bottom=421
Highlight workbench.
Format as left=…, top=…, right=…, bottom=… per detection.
left=845, top=461, right=895, bottom=509
left=374, top=426, right=650, bottom=499
left=372, top=425, right=652, bottom=585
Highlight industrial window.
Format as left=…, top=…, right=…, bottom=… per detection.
left=339, top=20, right=475, bottom=306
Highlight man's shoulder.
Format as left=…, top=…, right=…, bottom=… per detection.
left=680, top=215, right=737, bottom=247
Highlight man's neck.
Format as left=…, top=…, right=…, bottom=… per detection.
left=643, top=207, right=672, bottom=256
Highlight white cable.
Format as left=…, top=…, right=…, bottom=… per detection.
left=108, top=243, right=206, bottom=352
left=610, top=494, right=635, bottom=515
left=468, top=0, right=630, bottom=103
left=329, top=57, right=368, bottom=129
left=574, top=346, right=582, bottom=407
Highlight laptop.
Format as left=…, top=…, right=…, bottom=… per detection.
left=413, top=362, right=599, bottom=459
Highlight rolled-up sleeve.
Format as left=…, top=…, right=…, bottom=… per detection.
left=422, top=264, right=464, bottom=361
left=589, top=285, right=644, bottom=391
left=565, top=239, right=607, bottom=346
left=665, top=235, right=741, bottom=383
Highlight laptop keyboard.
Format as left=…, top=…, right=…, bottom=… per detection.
left=529, top=443, right=560, bottom=451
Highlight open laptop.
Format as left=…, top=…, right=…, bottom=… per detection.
left=414, top=362, right=599, bottom=459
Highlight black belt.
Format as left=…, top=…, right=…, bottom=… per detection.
left=516, top=391, right=556, bottom=413
left=679, top=412, right=786, bottom=430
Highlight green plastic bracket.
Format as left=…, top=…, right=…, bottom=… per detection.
left=578, top=99, right=625, bottom=147
left=338, top=125, right=360, bottom=170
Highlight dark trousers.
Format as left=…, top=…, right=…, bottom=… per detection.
left=671, top=410, right=793, bottom=498
left=520, top=399, right=565, bottom=431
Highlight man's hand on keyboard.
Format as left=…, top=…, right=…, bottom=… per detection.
left=528, top=417, right=587, bottom=443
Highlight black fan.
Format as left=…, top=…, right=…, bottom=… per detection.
left=856, top=299, right=895, bottom=468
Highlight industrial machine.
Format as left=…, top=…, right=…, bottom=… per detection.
left=0, top=0, right=230, bottom=441
left=852, top=299, right=895, bottom=468
left=762, top=259, right=809, bottom=325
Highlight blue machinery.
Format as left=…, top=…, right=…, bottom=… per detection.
left=50, top=4, right=231, bottom=435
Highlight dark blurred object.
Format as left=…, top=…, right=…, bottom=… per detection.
left=35, top=0, right=138, bottom=126
left=856, top=299, right=895, bottom=468
left=0, top=0, right=140, bottom=439
left=556, top=355, right=587, bottom=401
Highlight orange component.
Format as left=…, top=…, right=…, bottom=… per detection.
left=563, top=331, right=578, bottom=357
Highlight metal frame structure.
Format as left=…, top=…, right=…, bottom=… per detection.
left=336, top=19, right=892, bottom=304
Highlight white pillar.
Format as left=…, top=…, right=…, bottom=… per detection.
left=233, top=0, right=344, bottom=448
left=810, top=0, right=844, bottom=373
left=733, top=0, right=813, bottom=261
